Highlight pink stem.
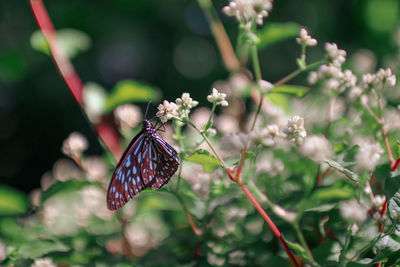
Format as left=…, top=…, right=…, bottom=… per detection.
left=30, top=0, right=123, bottom=159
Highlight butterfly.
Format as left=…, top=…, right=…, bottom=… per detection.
left=107, top=119, right=179, bottom=210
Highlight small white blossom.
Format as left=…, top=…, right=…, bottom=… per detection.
left=350, top=223, right=359, bottom=235
left=175, top=92, right=199, bottom=118
left=223, top=0, right=273, bottom=25
left=296, top=28, right=317, bottom=47
left=355, top=142, right=384, bottom=171
left=361, top=73, right=377, bottom=89
left=308, top=64, right=356, bottom=93
left=31, top=257, right=56, bottom=267
left=300, top=135, right=332, bottom=161
left=308, top=71, right=318, bottom=84
left=114, top=104, right=142, bottom=129
left=376, top=68, right=396, bottom=86
left=251, top=124, right=281, bottom=146
left=340, top=199, right=367, bottom=222
left=61, top=132, right=88, bottom=158
left=283, top=116, right=307, bottom=142
left=207, top=88, right=228, bottom=106
left=83, top=156, right=108, bottom=182
left=156, top=100, right=178, bottom=123
left=325, top=42, right=347, bottom=67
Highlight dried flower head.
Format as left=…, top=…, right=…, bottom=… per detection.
left=156, top=100, right=178, bottom=123
left=61, top=132, right=88, bottom=159
left=207, top=88, right=228, bottom=107
left=296, top=28, right=317, bottom=47
left=283, top=116, right=307, bottom=143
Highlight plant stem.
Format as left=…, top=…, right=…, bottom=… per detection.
left=274, top=60, right=327, bottom=86
left=187, top=120, right=229, bottom=169
left=238, top=181, right=300, bottom=267
left=339, top=227, right=352, bottom=267
left=197, top=0, right=240, bottom=72
left=293, top=223, right=317, bottom=266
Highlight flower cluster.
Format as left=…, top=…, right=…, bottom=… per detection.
left=299, top=135, right=332, bottom=162
left=325, top=43, right=347, bottom=68
left=222, top=0, right=273, bottom=25
left=360, top=68, right=396, bottom=90
left=114, top=104, right=142, bottom=129
left=207, top=88, right=229, bottom=107
left=355, top=142, right=384, bottom=171
left=156, top=100, right=178, bottom=123
left=296, top=28, right=317, bottom=47
left=309, top=64, right=357, bottom=93
left=175, top=92, right=199, bottom=118
left=283, top=116, right=307, bottom=143
left=61, top=132, right=88, bottom=159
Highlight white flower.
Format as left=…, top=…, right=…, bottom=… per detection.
left=114, top=104, right=142, bottom=129
left=325, top=42, right=347, bottom=67
left=61, top=132, right=88, bottom=158
left=376, top=68, right=396, bottom=86
left=283, top=116, right=307, bottom=142
left=355, top=142, right=384, bottom=170
left=361, top=73, right=377, bottom=89
left=296, top=28, right=317, bottom=47
left=31, top=258, right=56, bottom=267
left=340, top=199, right=367, bottom=222
left=300, top=135, right=332, bottom=161
left=156, top=100, right=178, bottom=123
left=207, top=88, right=228, bottom=107
left=222, top=0, right=273, bottom=25
left=251, top=124, right=281, bottom=146
left=308, top=71, right=318, bottom=84
left=175, top=92, right=199, bottom=118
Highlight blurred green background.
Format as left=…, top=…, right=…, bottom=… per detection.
left=0, top=0, right=399, bottom=194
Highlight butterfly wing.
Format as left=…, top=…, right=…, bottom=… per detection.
left=149, top=134, right=179, bottom=189
left=107, top=131, right=147, bottom=210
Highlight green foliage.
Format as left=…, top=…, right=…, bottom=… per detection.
left=184, top=149, right=221, bottom=173
left=257, top=23, right=301, bottom=49
left=30, top=29, right=91, bottom=59
left=268, top=85, right=309, bottom=98
left=0, top=185, right=28, bottom=215
left=106, top=80, right=161, bottom=112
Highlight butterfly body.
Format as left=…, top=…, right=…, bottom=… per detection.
left=107, top=119, right=179, bottom=210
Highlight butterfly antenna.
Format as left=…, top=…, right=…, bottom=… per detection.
left=144, top=101, right=152, bottom=119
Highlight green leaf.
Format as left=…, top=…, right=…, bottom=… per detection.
left=30, top=29, right=91, bottom=59
left=184, top=149, right=220, bottom=173
left=385, top=170, right=400, bottom=221
left=301, top=182, right=354, bottom=211
left=257, top=23, right=300, bottom=49
left=268, top=85, right=309, bottom=98
left=41, top=180, right=98, bottom=204
left=15, top=239, right=69, bottom=260
left=106, top=80, right=161, bottom=112
left=284, top=237, right=312, bottom=265
left=324, top=160, right=359, bottom=182
left=0, top=185, right=28, bottom=215
left=266, top=93, right=291, bottom=113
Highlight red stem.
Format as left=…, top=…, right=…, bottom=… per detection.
left=30, top=0, right=123, bottom=159
left=239, top=182, right=299, bottom=267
